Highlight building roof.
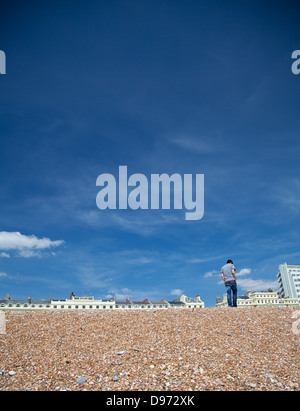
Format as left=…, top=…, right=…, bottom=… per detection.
left=168, top=301, right=185, bottom=306
left=150, top=301, right=169, bottom=305
left=5, top=299, right=51, bottom=305
left=31, top=300, right=51, bottom=304
left=116, top=301, right=133, bottom=305
left=132, top=301, right=151, bottom=305
left=7, top=299, right=29, bottom=304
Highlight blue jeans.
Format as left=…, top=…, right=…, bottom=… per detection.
left=225, top=281, right=237, bottom=307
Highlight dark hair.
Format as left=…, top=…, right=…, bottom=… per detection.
left=227, top=259, right=233, bottom=264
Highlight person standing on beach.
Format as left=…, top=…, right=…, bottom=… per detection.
left=221, top=259, right=238, bottom=307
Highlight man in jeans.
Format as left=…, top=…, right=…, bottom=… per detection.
left=221, top=259, right=238, bottom=307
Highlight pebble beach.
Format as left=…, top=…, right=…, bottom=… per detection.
left=0, top=308, right=299, bottom=391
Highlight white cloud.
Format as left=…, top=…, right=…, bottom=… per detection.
left=205, top=267, right=252, bottom=280
left=107, top=287, right=163, bottom=302
left=170, top=289, right=184, bottom=296
left=236, top=268, right=251, bottom=277
left=17, top=249, right=41, bottom=258
left=205, top=266, right=278, bottom=292
left=108, top=288, right=133, bottom=301
left=0, top=252, right=10, bottom=258
left=237, top=278, right=278, bottom=292
left=0, top=231, right=64, bottom=257
left=0, top=272, right=8, bottom=278
left=204, top=270, right=218, bottom=278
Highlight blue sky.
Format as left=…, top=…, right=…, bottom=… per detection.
left=0, top=0, right=300, bottom=306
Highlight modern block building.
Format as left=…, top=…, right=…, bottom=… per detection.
left=277, top=263, right=300, bottom=304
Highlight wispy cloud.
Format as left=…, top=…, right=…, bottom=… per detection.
left=169, top=136, right=215, bottom=154
left=78, top=209, right=185, bottom=236
left=272, top=178, right=300, bottom=214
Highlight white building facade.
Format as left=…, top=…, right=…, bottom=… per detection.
left=0, top=294, right=204, bottom=311
left=216, top=290, right=298, bottom=308
left=277, top=263, right=300, bottom=304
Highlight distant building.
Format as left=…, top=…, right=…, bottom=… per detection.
left=0, top=294, right=204, bottom=311
left=149, top=299, right=169, bottom=309
left=170, top=294, right=204, bottom=308
left=277, top=263, right=300, bottom=304
left=216, top=289, right=298, bottom=308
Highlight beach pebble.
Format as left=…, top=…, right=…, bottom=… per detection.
left=0, top=308, right=299, bottom=391
left=76, top=377, right=87, bottom=384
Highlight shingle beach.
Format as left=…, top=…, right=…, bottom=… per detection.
left=0, top=308, right=299, bottom=391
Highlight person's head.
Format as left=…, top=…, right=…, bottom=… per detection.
left=227, top=259, right=233, bottom=264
